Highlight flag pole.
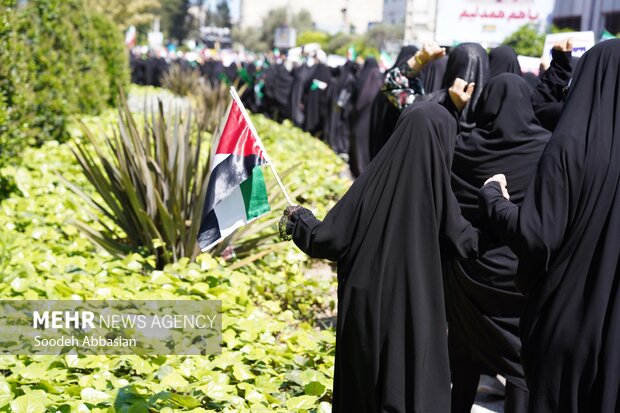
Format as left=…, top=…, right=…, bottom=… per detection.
left=229, top=87, right=294, bottom=206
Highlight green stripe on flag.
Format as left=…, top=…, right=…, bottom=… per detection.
left=240, top=166, right=270, bottom=219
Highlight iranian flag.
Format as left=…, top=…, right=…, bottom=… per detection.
left=198, top=89, right=273, bottom=251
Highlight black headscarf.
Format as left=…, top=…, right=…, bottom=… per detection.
left=290, top=101, right=481, bottom=412
left=303, top=62, right=332, bottom=135
left=368, top=46, right=419, bottom=160
left=489, top=46, right=523, bottom=77
left=523, top=72, right=539, bottom=92
left=263, top=63, right=293, bottom=122
left=421, top=55, right=448, bottom=94
left=290, top=63, right=318, bottom=127
left=353, top=57, right=382, bottom=111
left=446, top=74, right=551, bottom=400
left=479, top=39, right=620, bottom=413
left=423, top=43, right=490, bottom=136
left=531, top=48, right=574, bottom=132
left=391, top=45, right=418, bottom=70
left=324, top=61, right=358, bottom=154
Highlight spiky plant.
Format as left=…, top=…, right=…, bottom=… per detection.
left=192, top=80, right=247, bottom=133
left=63, top=91, right=209, bottom=269
left=161, top=63, right=202, bottom=97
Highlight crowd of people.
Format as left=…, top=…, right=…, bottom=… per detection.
left=274, top=38, right=620, bottom=413
left=130, top=38, right=620, bottom=413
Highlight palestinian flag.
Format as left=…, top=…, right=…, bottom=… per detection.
left=198, top=90, right=271, bottom=251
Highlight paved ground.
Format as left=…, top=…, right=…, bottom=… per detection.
left=126, top=88, right=191, bottom=114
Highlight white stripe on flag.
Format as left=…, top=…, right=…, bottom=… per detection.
left=210, top=153, right=230, bottom=172
left=201, top=186, right=247, bottom=251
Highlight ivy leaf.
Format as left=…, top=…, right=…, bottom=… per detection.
left=232, top=364, right=255, bottom=382
left=285, top=395, right=318, bottom=410
left=168, top=393, right=201, bottom=408
left=304, top=381, right=326, bottom=397
left=10, top=390, right=48, bottom=413
left=80, top=387, right=111, bottom=405
left=0, top=377, right=13, bottom=407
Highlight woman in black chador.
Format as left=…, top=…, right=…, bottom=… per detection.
left=446, top=73, right=550, bottom=413
left=479, top=39, right=620, bottom=413
left=349, top=57, right=383, bottom=177
left=280, top=102, right=483, bottom=413
left=488, top=45, right=522, bottom=78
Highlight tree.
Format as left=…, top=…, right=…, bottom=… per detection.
left=296, top=30, right=329, bottom=48
left=324, top=32, right=355, bottom=54
left=215, top=0, right=231, bottom=28
left=232, top=26, right=268, bottom=52
left=159, top=0, right=191, bottom=41
left=291, top=9, right=313, bottom=33
left=502, top=24, right=545, bottom=56
left=363, top=24, right=404, bottom=50
left=84, top=0, right=159, bottom=31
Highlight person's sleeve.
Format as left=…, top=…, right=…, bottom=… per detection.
left=478, top=147, right=570, bottom=293
left=288, top=207, right=347, bottom=262
left=478, top=181, right=520, bottom=243
left=533, top=49, right=573, bottom=105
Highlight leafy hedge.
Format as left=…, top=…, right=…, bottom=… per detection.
left=0, top=107, right=350, bottom=411
left=0, top=0, right=129, bottom=162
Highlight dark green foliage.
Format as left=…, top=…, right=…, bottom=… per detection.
left=90, top=13, right=131, bottom=106
left=0, top=0, right=128, bottom=163
left=159, top=0, right=191, bottom=42
left=502, top=24, right=576, bottom=57
left=214, top=0, right=232, bottom=28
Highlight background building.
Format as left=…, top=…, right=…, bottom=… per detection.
left=553, top=0, right=620, bottom=35
left=235, top=0, right=384, bottom=34
left=383, top=0, right=437, bottom=44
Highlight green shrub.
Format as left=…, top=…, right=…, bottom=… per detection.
left=0, top=0, right=128, bottom=163
left=90, top=12, right=130, bottom=106
left=297, top=31, right=330, bottom=48
left=502, top=23, right=576, bottom=57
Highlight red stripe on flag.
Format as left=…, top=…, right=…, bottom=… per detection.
left=215, top=100, right=264, bottom=158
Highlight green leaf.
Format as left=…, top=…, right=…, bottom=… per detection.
left=0, top=376, right=13, bottom=407
left=285, top=395, right=318, bottom=410
left=233, top=364, right=256, bottom=382
left=10, top=390, right=48, bottom=413
left=80, top=387, right=111, bottom=405
left=303, top=381, right=326, bottom=397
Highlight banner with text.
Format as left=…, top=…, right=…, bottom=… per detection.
left=0, top=300, right=221, bottom=355
left=435, top=0, right=555, bottom=48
